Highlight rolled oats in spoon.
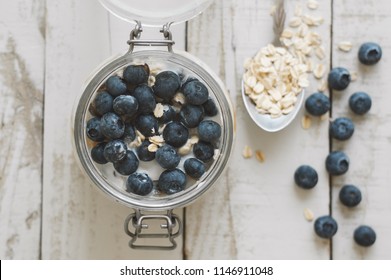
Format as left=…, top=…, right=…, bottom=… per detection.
left=242, top=0, right=310, bottom=132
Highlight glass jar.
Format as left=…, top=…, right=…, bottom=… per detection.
left=73, top=0, right=235, bottom=250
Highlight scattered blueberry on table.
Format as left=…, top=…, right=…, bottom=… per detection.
left=294, top=165, right=318, bottom=189
left=329, top=117, right=355, bottom=141
left=314, top=216, right=338, bottom=239
left=328, top=67, right=351, bottom=91
left=305, top=92, right=330, bottom=116
left=358, top=42, right=382, bottom=65
left=349, top=92, right=372, bottom=115
left=85, top=63, right=222, bottom=197
left=354, top=225, right=376, bottom=247
left=326, top=151, right=350, bottom=176
left=339, top=184, right=362, bottom=208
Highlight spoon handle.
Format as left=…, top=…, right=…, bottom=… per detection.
left=272, top=0, right=286, bottom=47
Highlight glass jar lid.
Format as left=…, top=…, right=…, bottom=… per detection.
left=99, top=0, right=214, bottom=26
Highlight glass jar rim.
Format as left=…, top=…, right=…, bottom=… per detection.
left=73, top=49, right=234, bottom=211
left=99, top=0, right=214, bottom=27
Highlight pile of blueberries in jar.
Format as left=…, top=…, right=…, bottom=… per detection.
left=294, top=42, right=382, bottom=247
left=85, top=63, right=222, bottom=197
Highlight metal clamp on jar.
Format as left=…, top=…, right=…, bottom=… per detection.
left=73, top=0, right=234, bottom=250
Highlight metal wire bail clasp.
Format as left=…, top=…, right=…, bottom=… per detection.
left=127, top=21, right=175, bottom=53
left=124, top=209, right=182, bottom=250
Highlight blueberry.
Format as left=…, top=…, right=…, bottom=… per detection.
left=93, top=91, right=113, bottom=116
left=153, top=71, right=181, bottom=101
left=198, top=120, right=221, bottom=142
left=103, top=140, right=127, bottom=163
left=113, top=150, right=139, bottom=175
left=135, top=114, right=158, bottom=137
left=354, top=225, right=376, bottom=247
left=358, top=42, right=382, bottom=65
left=294, top=165, right=318, bottom=189
left=179, top=104, right=204, bottom=128
left=328, top=67, right=351, bottom=90
left=305, top=92, right=330, bottom=116
left=126, top=172, right=153, bottom=196
left=157, top=104, right=176, bottom=124
left=113, top=95, right=138, bottom=117
left=122, top=123, right=136, bottom=142
left=326, top=151, right=349, bottom=176
left=193, top=141, right=214, bottom=162
left=314, top=215, right=338, bottom=239
left=349, top=92, right=372, bottom=115
left=184, top=158, right=206, bottom=179
left=91, top=142, right=108, bottom=164
left=100, top=112, right=125, bottom=139
left=330, top=117, right=355, bottom=141
left=86, top=117, right=105, bottom=142
left=181, top=77, right=199, bottom=91
left=162, top=122, right=189, bottom=148
left=183, top=80, right=209, bottom=105
left=106, top=75, right=127, bottom=97
left=155, top=145, right=181, bottom=169
left=158, top=169, right=187, bottom=194
left=123, top=64, right=149, bottom=86
left=136, top=140, right=156, bottom=162
left=133, top=84, right=156, bottom=114
left=202, top=98, right=218, bottom=116
left=339, top=184, right=362, bottom=207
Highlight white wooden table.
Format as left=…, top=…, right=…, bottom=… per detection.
left=1, top=0, right=390, bottom=260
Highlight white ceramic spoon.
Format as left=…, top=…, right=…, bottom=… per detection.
left=241, top=0, right=304, bottom=132
left=241, top=83, right=304, bottom=132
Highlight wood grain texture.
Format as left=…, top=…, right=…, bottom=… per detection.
left=0, top=0, right=45, bottom=259
left=331, top=0, right=391, bottom=259
left=43, top=0, right=183, bottom=259
left=185, top=0, right=333, bottom=259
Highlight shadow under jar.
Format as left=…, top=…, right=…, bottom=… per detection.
left=73, top=0, right=234, bottom=250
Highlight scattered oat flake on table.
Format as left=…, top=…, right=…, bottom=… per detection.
left=301, top=115, right=312, bottom=129
left=320, top=113, right=329, bottom=121
left=315, top=46, right=325, bottom=60
left=313, top=63, right=325, bottom=79
left=307, top=0, right=319, bottom=10
left=303, top=208, right=314, bottom=221
left=317, top=79, right=327, bottom=92
left=338, top=41, right=353, bottom=52
left=255, top=150, right=265, bottom=163
left=242, top=145, right=253, bottom=159
left=350, top=71, right=358, bottom=81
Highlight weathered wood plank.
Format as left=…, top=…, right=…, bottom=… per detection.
left=185, top=0, right=332, bottom=259
left=43, top=0, right=184, bottom=259
left=332, top=0, right=391, bottom=259
left=0, top=0, right=45, bottom=259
